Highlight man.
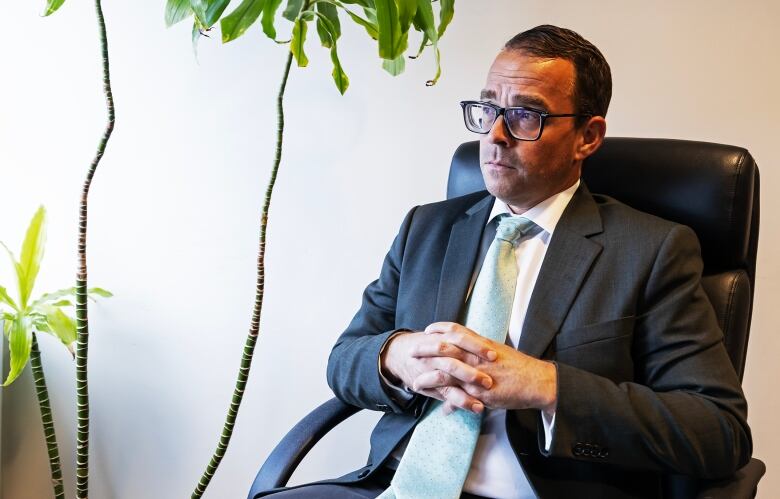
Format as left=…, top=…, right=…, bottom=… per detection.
left=266, top=25, right=751, bottom=498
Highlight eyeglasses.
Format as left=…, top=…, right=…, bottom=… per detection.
left=460, top=101, right=592, bottom=141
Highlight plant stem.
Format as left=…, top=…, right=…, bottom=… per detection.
left=191, top=49, right=296, bottom=499
left=75, top=1, right=115, bottom=497
left=30, top=334, right=66, bottom=499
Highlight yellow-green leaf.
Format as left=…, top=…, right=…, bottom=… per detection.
left=0, top=286, right=18, bottom=312
left=290, top=17, right=309, bottom=67
left=44, top=307, right=77, bottom=351
left=18, top=206, right=47, bottom=309
left=43, top=0, right=66, bottom=17
left=4, top=316, right=32, bottom=386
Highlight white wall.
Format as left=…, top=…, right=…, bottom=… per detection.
left=1, top=1, right=777, bottom=497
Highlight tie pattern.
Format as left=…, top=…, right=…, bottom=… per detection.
left=379, top=214, right=536, bottom=499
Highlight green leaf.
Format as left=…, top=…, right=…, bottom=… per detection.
left=375, top=0, right=411, bottom=60
left=18, top=206, right=47, bottom=309
left=1, top=243, right=24, bottom=309
left=32, top=318, right=51, bottom=333
left=341, top=0, right=373, bottom=7
left=315, top=2, right=341, bottom=48
left=375, top=0, right=399, bottom=59
left=413, top=0, right=436, bottom=41
left=191, top=0, right=232, bottom=28
left=0, top=286, right=18, bottom=312
left=290, top=17, right=309, bottom=67
left=282, top=0, right=304, bottom=21
left=88, top=287, right=113, bottom=298
left=396, top=0, right=417, bottom=35
left=330, top=45, right=350, bottom=94
left=4, top=316, right=32, bottom=386
left=165, top=0, right=193, bottom=27
left=437, top=0, right=454, bottom=39
left=261, top=0, right=284, bottom=39
left=29, top=287, right=74, bottom=310
left=43, top=0, right=66, bottom=16
left=338, top=4, right=377, bottom=39
left=382, top=54, right=405, bottom=76
left=411, top=0, right=441, bottom=85
left=220, top=0, right=266, bottom=43
left=44, top=307, right=77, bottom=354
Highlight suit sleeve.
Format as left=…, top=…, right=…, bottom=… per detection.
left=546, top=224, right=752, bottom=479
left=326, top=206, right=422, bottom=414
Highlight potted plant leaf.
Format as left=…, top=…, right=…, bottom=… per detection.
left=0, top=205, right=112, bottom=499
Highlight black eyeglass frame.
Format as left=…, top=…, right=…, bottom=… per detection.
left=459, top=100, right=593, bottom=141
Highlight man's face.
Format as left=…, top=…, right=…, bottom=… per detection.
left=479, top=49, right=586, bottom=212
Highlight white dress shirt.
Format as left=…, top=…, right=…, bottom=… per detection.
left=381, top=180, right=580, bottom=498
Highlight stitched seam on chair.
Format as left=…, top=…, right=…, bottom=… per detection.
left=727, top=150, right=747, bottom=266
left=723, top=273, right=739, bottom=340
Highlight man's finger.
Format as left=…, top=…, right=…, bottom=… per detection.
left=413, top=370, right=492, bottom=392
left=434, top=385, right=484, bottom=414
left=429, top=356, right=493, bottom=388
left=424, top=322, right=498, bottom=361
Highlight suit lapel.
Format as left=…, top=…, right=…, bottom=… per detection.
left=433, top=193, right=494, bottom=323
left=516, top=184, right=604, bottom=358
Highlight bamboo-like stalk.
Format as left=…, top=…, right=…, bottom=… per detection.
left=191, top=49, right=296, bottom=499
left=30, top=334, right=66, bottom=499
left=75, top=0, right=115, bottom=497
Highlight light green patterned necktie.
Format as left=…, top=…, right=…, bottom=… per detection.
left=379, top=214, right=537, bottom=499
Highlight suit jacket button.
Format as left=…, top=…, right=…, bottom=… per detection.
left=599, top=448, right=609, bottom=458
left=357, top=468, right=371, bottom=479
left=572, top=443, right=584, bottom=456
left=376, top=403, right=389, bottom=411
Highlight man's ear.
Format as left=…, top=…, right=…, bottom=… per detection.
left=574, top=116, right=607, bottom=162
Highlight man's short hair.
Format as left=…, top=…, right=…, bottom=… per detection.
left=504, top=25, right=612, bottom=124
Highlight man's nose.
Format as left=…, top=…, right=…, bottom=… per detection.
left=487, top=115, right=513, bottom=146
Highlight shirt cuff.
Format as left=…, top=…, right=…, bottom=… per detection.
left=541, top=409, right=556, bottom=452
left=378, top=330, right=415, bottom=404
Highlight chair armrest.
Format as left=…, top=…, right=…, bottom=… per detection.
left=696, top=458, right=766, bottom=499
left=248, top=397, right=361, bottom=498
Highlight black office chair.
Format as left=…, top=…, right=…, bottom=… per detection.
left=249, top=137, right=765, bottom=499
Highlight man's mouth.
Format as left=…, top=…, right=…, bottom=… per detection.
left=485, top=160, right=514, bottom=169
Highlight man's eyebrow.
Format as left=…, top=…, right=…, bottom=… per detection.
left=508, top=95, right=549, bottom=110
left=478, top=90, right=550, bottom=110
left=479, top=89, right=497, bottom=101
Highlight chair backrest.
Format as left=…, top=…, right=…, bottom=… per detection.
left=447, top=138, right=760, bottom=380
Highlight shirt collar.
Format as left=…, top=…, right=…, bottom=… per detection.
left=486, top=179, right=580, bottom=235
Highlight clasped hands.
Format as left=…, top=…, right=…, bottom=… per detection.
left=380, top=322, right=557, bottom=417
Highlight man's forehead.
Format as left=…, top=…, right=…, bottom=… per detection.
left=480, top=50, right=575, bottom=109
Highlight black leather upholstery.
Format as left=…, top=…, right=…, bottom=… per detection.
left=446, top=138, right=761, bottom=380
left=250, top=138, right=764, bottom=499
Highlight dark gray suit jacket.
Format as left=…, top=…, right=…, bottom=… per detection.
left=326, top=184, right=752, bottom=498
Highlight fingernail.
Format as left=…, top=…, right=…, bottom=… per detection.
left=482, top=377, right=493, bottom=389
left=472, top=403, right=484, bottom=414
left=486, top=351, right=497, bottom=361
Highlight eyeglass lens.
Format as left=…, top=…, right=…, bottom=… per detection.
left=465, top=103, right=542, bottom=140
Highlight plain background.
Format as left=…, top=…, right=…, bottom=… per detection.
left=1, top=1, right=777, bottom=498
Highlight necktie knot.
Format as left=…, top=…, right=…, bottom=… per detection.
left=495, top=215, right=536, bottom=245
